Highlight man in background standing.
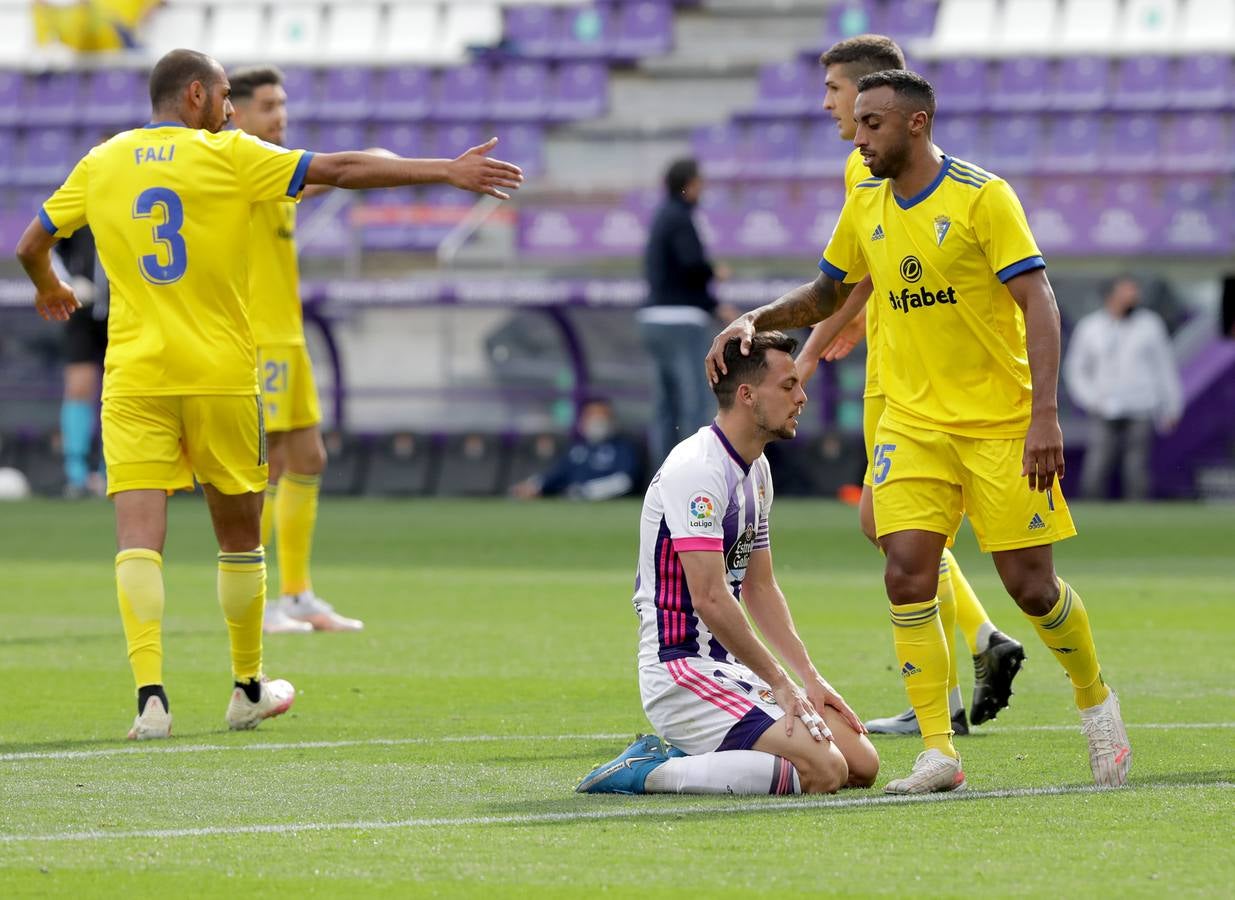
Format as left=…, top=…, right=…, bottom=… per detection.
left=639, top=157, right=732, bottom=471
left=1064, top=276, right=1182, bottom=500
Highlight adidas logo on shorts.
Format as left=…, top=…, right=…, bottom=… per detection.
left=1028, top=513, right=1046, bottom=530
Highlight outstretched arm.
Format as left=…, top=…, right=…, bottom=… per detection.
left=1007, top=268, right=1064, bottom=492
left=705, top=272, right=853, bottom=383
left=305, top=137, right=523, bottom=199
left=15, top=219, right=79, bottom=322
left=741, top=549, right=866, bottom=735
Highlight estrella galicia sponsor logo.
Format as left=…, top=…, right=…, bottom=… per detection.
left=726, top=523, right=756, bottom=580
left=900, top=255, right=923, bottom=282
left=888, top=285, right=958, bottom=313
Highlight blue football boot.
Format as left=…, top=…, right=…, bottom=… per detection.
left=576, top=734, right=670, bottom=794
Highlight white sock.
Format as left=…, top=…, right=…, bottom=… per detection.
left=948, top=686, right=963, bottom=716
left=643, top=751, right=800, bottom=795
left=975, top=622, right=997, bottom=654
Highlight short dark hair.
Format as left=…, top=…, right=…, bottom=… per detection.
left=819, top=34, right=906, bottom=78
left=712, top=331, right=798, bottom=410
left=149, top=48, right=220, bottom=110
left=856, top=69, right=936, bottom=118
left=664, top=157, right=700, bottom=197
left=229, top=65, right=284, bottom=102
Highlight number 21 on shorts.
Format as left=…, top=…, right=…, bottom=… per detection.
left=872, top=443, right=896, bottom=485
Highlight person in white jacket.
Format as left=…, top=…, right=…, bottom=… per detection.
left=1064, top=277, right=1183, bottom=500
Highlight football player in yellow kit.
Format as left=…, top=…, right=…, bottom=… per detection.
left=18, top=49, right=522, bottom=739
left=708, top=70, right=1129, bottom=793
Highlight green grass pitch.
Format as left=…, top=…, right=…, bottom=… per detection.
left=1, top=497, right=1232, bottom=897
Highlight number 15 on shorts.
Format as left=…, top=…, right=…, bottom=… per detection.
left=872, top=443, right=896, bottom=485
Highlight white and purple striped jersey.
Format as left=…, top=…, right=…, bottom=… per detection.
left=633, top=424, right=773, bottom=669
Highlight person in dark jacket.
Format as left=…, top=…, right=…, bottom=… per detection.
left=510, top=398, right=640, bottom=500
left=639, top=158, right=731, bottom=470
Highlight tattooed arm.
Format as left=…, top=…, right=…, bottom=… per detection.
left=705, top=273, right=853, bottom=382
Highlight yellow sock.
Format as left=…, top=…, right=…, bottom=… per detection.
left=1025, top=579, right=1110, bottom=710
left=946, top=548, right=994, bottom=656
left=890, top=599, right=956, bottom=758
left=218, top=548, right=266, bottom=681
left=116, top=549, right=165, bottom=690
left=937, top=554, right=960, bottom=697
left=260, top=481, right=277, bottom=550
left=275, top=472, right=319, bottom=597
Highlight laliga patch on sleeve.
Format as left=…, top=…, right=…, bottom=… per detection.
left=687, top=492, right=720, bottom=531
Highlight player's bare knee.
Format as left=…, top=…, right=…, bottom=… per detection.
left=883, top=560, right=936, bottom=605
left=845, top=744, right=880, bottom=788
left=1009, top=575, right=1060, bottom=616
left=792, top=743, right=849, bottom=794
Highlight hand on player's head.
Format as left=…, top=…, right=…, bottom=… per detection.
left=448, top=137, right=525, bottom=200
left=705, top=314, right=755, bottom=384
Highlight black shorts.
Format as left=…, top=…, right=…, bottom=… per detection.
left=64, top=304, right=107, bottom=365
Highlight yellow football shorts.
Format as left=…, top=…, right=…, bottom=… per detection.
left=871, top=415, right=1077, bottom=552
left=257, top=343, right=322, bottom=433
left=862, top=392, right=887, bottom=488
left=102, top=394, right=268, bottom=497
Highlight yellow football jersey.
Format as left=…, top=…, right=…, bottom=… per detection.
left=842, top=147, right=883, bottom=399
left=40, top=124, right=311, bottom=398
left=820, top=155, right=1045, bottom=438
left=247, top=200, right=304, bottom=346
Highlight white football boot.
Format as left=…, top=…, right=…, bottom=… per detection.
left=263, top=603, right=313, bottom=634
left=884, top=749, right=967, bottom=795
left=226, top=677, right=296, bottom=731
left=281, top=592, right=364, bottom=632
left=1081, top=689, right=1132, bottom=787
left=127, top=696, right=172, bottom=741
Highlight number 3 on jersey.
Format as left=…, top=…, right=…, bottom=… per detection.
left=872, top=443, right=896, bottom=485
left=132, top=187, right=187, bottom=284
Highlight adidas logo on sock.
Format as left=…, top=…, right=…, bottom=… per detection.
left=901, top=661, right=922, bottom=678
left=1028, top=513, right=1046, bottom=530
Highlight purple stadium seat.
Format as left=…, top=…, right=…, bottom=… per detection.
left=374, top=67, right=432, bottom=120
left=1161, top=177, right=1231, bottom=253
left=433, top=63, right=493, bottom=121
left=1091, top=177, right=1155, bottom=253
left=985, top=114, right=1042, bottom=175
left=879, top=0, right=939, bottom=38
left=318, top=67, right=374, bottom=121
left=1040, top=113, right=1102, bottom=174
left=492, top=60, right=550, bottom=121
left=434, top=123, right=489, bottom=161
left=16, top=128, right=77, bottom=187
left=312, top=122, right=370, bottom=153
left=503, top=6, right=561, bottom=57
left=372, top=123, right=425, bottom=158
left=691, top=122, right=741, bottom=178
left=929, top=60, right=989, bottom=113
left=80, top=70, right=146, bottom=128
left=558, top=2, right=616, bottom=58
left=824, top=1, right=875, bottom=41
left=990, top=58, right=1052, bottom=112
left=799, top=117, right=853, bottom=177
left=1161, top=112, right=1231, bottom=173
left=280, top=68, right=318, bottom=123
left=1050, top=57, right=1109, bottom=111
left=742, top=119, right=801, bottom=177
left=1103, top=114, right=1160, bottom=173
left=549, top=61, right=608, bottom=120
left=1169, top=54, right=1234, bottom=110
left=1026, top=178, right=1095, bottom=255
left=757, top=60, right=815, bottom=115
left=25, top=72, right=81, bottom=127
left=932, top=115, right=984, bottom=160
left=614, top=0, right=673, bottom=58
left=0, top=72, right=22, bottom=126
left=0, top=130, right=16, bottom=186
left=744, top=181, right=794, bottom=212
left=1110, top=57, right=1171, bottom=111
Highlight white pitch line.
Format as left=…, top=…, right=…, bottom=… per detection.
left=2, top=780, right=1231, bottom=845
left=2, top=722, right=1233, bottom=764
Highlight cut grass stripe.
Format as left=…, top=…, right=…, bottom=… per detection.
left=1, top=722, right=1232, bottom=763
left=2, top=780, right=1230, bottom=844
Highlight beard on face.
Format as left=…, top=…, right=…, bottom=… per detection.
left=868, top=132, right=911, bottom=179
left=753, top=401, right=798, bottom=441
